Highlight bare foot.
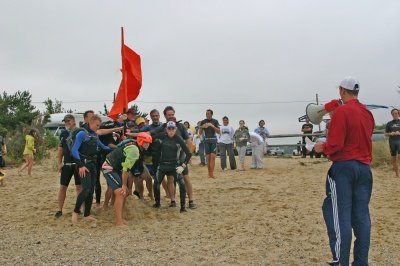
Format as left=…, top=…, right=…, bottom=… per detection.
left=71, top=212, right=78, bottom=224
left=83, top=215, right=97, bottom=222
left=116, top=223, right=128, bottom=228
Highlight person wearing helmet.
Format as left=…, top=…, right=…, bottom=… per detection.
left=152, top=121, right=192, bottom=213
left=101, top=138, right=141, bottom=227
left=128, top=132, right=154, bottom=201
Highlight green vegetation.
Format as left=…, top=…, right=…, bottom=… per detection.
left=371, top=140, right=390, bottom=168
left=0, top=91, right=61, bottom=166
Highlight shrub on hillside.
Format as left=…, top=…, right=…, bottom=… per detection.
left=371, top=140, right=390, bottom=168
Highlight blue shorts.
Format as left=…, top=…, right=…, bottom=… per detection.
left=102, top=169, right=122, bottom=190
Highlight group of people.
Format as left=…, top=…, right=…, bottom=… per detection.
left=52, top=106, right=274, bottom=227
left=0, top=75, right=385, bottom=264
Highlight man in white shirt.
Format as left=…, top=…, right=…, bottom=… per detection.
left=249, top=131, right=264, bottom=169
left=218, top=116, right=237, bottom=170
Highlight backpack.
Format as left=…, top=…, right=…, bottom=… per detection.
left=66, top=128, right=88, bottom=153
left=117, top=138, right=136, bottom=149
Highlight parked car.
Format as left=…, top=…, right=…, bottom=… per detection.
left=268, top=147, right=285, bottom=156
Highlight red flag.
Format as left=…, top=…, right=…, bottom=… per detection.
left=108, top=44, right=142, bottom=120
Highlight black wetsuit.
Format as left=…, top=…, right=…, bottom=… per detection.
left=386, top=119, right=400, bottom=156
left=200, top=118, right=220, bottom=154
left=152, top=133, right=192, bottom=210
left=71, top=129, right=110, bottom=217
left=59, top=129, right=80, bottom=186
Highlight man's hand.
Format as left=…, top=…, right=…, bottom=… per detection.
left=176, top=164, right=186, bottom=174
left=314, top=143, right=324, bottom=153
left=79, top=166, right=89, bottom=178
left=119, top=184, right=128, bottom=197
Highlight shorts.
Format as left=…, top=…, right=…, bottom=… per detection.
left=102, top=169, right=122, bottom=190
left=145, top=164, right=156, bottom=177
left=204, top=139, right=217, bottom=154
left=0, top=156, right=4, bottom=168
left=131, top=162, right=145, bottom=177
left=389, top=140, right=400, bottom=156
left=60, top=164, right=81, bottom=186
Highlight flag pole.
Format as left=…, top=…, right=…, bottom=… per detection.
left=121, top=26, right=128, bottom=113
left=121, top=27, right=127, bottom=136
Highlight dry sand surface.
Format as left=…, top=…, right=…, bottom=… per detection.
left=0, top=153, right=399, bottom=265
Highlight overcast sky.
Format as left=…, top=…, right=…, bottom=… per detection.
left=1, top=0, right=399, bottom=139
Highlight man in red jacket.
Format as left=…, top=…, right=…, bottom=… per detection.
left=315, top=76, right=375, bottom=266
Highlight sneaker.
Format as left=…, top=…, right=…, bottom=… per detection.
left=153, top=203, right=160, bottom=208
left=180, top=207, right=187, bottom=213
left=222, top=168, right=227, bottom=171
left=250, top=166, right=256, bottom=169
left=327, top=260, right=339, bottom=266
left=169, top=201, right=176, bottom=208
left=54, top=211, right=62, bottom=218
left=199, top=163, right=206, bottom=167
left=189, top=202, right=197, bottom=209
left=0, top=172, right=4, bottom=177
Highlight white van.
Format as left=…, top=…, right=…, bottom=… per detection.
left=44, top=113, right=112, bottom=136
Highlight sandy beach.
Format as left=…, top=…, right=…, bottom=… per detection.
left=0, top=153, right=399, bottom=265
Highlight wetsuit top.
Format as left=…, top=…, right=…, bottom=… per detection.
left=142, top=122, right=163, bottom=132
left=385, top=119, right=400, bottom=141
left=150, top=122, right=189, bottom=141
left=322, top=99, right=374, bottom=164
left=72, top=129, right=111, bottom=167
left=106, top=145, right=140, bottom=172
left=200, top=119, right=220, bottom=139
left=59, top=129, right=75, bottom=163
left=152, top=133, right=192, bottom=166
left=140, top=144, right=154, bottom=165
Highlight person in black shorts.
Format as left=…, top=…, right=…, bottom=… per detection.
left=198, top=109, right=220, bottom=178
left=152, top=121, right=192, bottom=213
left=54, top=114, right=82, bottom=218
left=385, top=108, right=400, bottom=177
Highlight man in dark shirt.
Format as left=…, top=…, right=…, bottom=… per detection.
left=385, top=108, right=400, bottom=177
left=301, top=118, right=314, bottom=158
left=199, top=109, right=220, bottom=178
left=54, top=114, right=82, bottom=218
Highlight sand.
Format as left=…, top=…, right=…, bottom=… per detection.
left=0, top=153, right=399, bottom=265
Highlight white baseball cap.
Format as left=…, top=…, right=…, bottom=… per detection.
left=339, top=76, right=360, bottom=91
left=166, top=121, right=177, bottom=129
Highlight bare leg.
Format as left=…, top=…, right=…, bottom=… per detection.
left=114, top=189, right=126, bottom=227
left=57, top=185, right=68, bottom=212
left=27, top=157, right=33, bottom=176
left=167, top=176, right=175, bottom=202
left=184, top=175, right=193, bottom=201
left=209, top=154, right=216, bottom=178
left=103, top=186, right=113, bottom=208
left=71, top=212, right=78, bottom=224
left=391, top=156, right=399, bottom=177
left=162, top=177, right=170, bottom=198
left=140, top=170, right=153, bottom=200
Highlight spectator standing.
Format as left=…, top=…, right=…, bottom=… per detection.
left=301, top=118, right=314, bottom=158
left=219, top=116, right=236, bottom=171
left=249, top=132, right=264, bottom=169
left=18, top=129, right=38, bottom=176
left=195, top=121, right=206, bottom=166
left=384, top=108, right=400, bottom=177
left=199, top=109, right=220, bottom=178
left=0, top=130, right=7, bottom=186
left=234, top=120, right=250, bottom=171
left=254, top=119, right=270, bottom=155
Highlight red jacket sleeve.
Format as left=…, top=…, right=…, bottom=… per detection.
left=323, top=107, right=346, bottom=156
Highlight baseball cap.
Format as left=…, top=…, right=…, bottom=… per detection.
left=135, top=117, right=145, bottom=125
left=339, top=76, right=360, bottom=91
left=166, top=121, right=176, bottom=129
left=62, top=114, right=75, bottom=122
